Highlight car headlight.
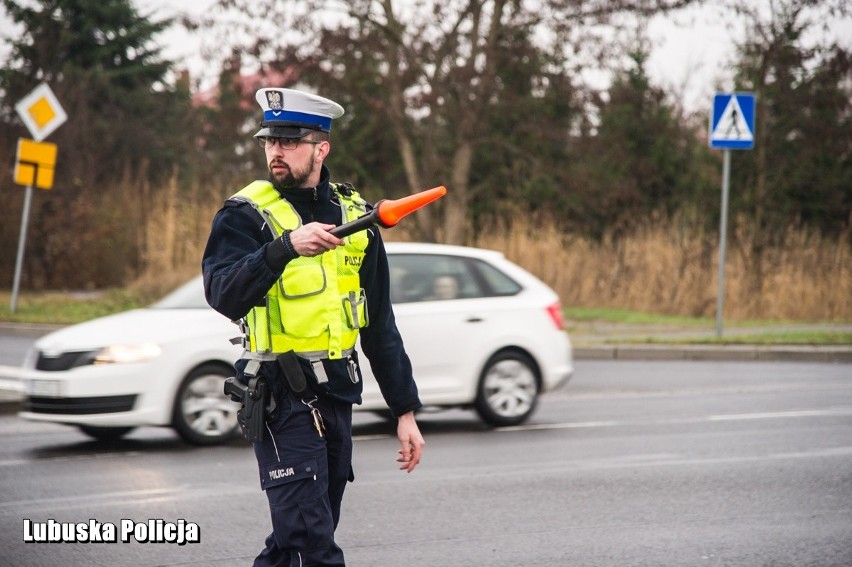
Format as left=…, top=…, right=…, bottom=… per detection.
left=93, top=343, right=162, bottom=364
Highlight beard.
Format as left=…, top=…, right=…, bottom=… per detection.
left=268, top=155, right=317, bottom=191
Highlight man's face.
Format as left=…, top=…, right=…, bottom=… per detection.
left=264, top=136, right=322, bottom=189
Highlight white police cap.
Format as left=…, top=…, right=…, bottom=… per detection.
left=254, top=88, right=345, bottom=138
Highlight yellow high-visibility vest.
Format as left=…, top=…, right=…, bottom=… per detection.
left=231, top=181, right=370, bottom=359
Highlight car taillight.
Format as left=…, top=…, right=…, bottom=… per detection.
left=546, top=302, right=565, bottom=330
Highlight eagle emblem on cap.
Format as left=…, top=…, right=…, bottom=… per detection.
left=265, top=90, right=283, bottom=110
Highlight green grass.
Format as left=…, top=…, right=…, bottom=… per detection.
left=638, top=331, right=852, bottom=346
left=566, top=307, right=710, bottom=326
left=566, top=307, right=851, bottom=346
left=567, top=306, right=849, bottom=329
left=0, top=289, right=153, bottom=325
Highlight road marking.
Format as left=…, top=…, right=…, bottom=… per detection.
left=709, top=409, right=852, bottom=421
left=565, top=446, right=852, bottom=473
left=352, top=407, right=852, bottom=439
left=497, top=407, right=852, bottom=433
left=3, top=408, right=850, bottom=454
left=0, top=451, right=143, bottom=468
left=352, top=434, right=392, bottom=441
left=497, top=421, right=619, bottom=432
left=0, top=482, right=260, bottom=513
left=0, top=486, right=184, bottom=510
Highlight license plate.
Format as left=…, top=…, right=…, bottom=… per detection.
left=25, top=379, right=62, bottom=397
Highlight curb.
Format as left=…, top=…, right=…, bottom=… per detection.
left=0, top=399, right=21, bottom=415
left=0, top=322, right=64, bottom=338
left=573, top=344, right=852, bottom=363
left=0, top=375, right=23, bottom=414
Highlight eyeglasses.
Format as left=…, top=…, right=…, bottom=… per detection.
left=257, top=137, right=322, bottom=150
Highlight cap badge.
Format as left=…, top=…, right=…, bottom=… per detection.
left=265, top=90, right=283, bottom=110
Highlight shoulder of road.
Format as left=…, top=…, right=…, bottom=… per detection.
left=569, top=321, right=852, bottom=363
left=1, top=321, right=850, bottom=411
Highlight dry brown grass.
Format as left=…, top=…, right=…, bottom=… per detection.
left=471, top=213, right=850, bottom=322
left=131, top=174, right=223, bottom=297
left=136, top=189, right=851, bottom=322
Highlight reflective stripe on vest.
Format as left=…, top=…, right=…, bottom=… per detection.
left=232, top=181, right=370, bottom=359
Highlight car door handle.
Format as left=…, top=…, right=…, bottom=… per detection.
left=466, top=316, right=484, bottom=323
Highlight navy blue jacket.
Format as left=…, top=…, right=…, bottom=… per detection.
left=201, top=166, right=422, bottom=417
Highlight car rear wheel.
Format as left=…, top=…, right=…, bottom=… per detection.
left=474, top=351, right=540, bottom=427
left=172, top=363, right=240, bottom=445
left=78, top=425, right=136, bottom=441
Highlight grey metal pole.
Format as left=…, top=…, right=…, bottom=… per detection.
left=716, top=150, right=731, bottom=337
left=11, top=184, right=34, bottom=313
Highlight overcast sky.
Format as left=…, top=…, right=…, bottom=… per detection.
left=136, top=0, right=849, bottom=115
left=2, top=1, right=850, bottom=117
left=136, top=0, right=726, bottom=113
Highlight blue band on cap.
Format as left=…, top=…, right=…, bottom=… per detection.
left=263, top=110, right=332, bottom=131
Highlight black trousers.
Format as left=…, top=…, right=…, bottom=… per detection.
left=252, top=392, right=353, bottom=567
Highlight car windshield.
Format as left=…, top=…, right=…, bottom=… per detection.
left=150, top=277, right=209, bottom=309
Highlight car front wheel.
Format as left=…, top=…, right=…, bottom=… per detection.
left=474, top=351, right=540, bottom=427
left=172, top=363, right=240, bottom=445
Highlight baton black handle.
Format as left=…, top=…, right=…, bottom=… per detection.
left=329, top=209, right=384, bottom=238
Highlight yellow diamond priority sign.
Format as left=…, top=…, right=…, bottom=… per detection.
left=15, top=83, right=67, bottom=142
left=15, top=139, right=58, bottom=190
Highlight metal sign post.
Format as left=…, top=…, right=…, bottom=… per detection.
left=11, top=185, right=34, bottom=313
left=709, top=92, right=755, bottom=336
left=11, top=83, right=66, bottom=313
left=716, top=150, right=731, bottom=337
left=10, top=140, right=59, bottom=312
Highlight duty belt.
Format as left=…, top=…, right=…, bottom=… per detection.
left=239, top=348, right=356, bottom=385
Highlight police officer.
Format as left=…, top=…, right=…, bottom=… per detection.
left=202, top=87, right=425, bottom=566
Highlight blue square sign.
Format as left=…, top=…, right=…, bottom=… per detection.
left=709, top=93, right=755, bottom=150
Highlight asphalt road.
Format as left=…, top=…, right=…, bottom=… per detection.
left=0, top=334, right=32, bottom=366
left=1, top=359, right=850, bottom=566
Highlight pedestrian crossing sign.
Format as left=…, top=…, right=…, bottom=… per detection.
left=709, top=93, right=755, bottom=150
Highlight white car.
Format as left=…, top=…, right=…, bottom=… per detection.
left=19, top=243, right=573, bottom=444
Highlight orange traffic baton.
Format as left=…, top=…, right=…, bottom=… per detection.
left=330, top=186, right=447, bottom=238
